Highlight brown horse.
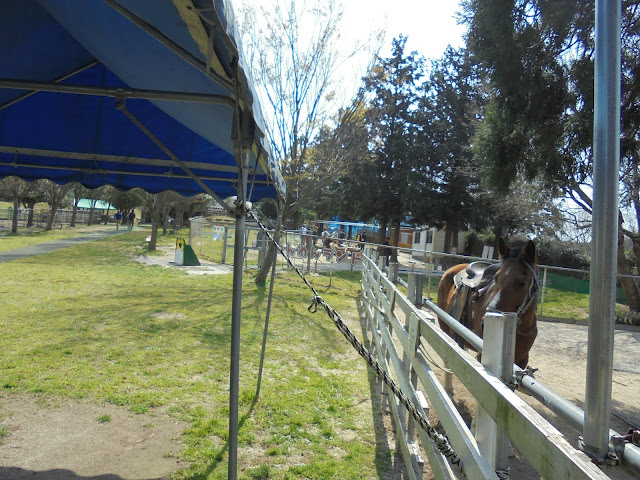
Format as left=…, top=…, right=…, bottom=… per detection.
left=436, top=238, right=539, bottom=369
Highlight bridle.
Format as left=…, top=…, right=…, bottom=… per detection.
left=484, top=259, right=540, bottom=335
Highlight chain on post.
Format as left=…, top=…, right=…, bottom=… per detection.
left=249, top=212, right=463, bottom=472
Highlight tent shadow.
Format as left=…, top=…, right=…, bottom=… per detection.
left=356, top=296, right=408, bottom=478
left=0, top=467, right=166, bottom=480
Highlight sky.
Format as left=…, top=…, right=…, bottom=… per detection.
left=340, top=1, right=467, bottom=60
left=236, top=0, right=468, bottom=107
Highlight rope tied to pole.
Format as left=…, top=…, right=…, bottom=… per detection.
left=249, top=212, right=464, bottom=472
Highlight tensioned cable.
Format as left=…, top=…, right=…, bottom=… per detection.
left=249, top=211, right=463, bottom=472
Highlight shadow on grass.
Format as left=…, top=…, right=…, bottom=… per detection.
left=0, top=467, right=165, bottom=480
left=355, top=296, right=407, bottom=479
left=193, top=398, right=259, bottom=479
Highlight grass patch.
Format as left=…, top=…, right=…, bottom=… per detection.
left=0, top=424, right=9, bottom=444
left=538, top=287, right=590, bottom=321
left=96, top=415, right=112, bottom=423
left=0, top=229, right=383, bottom=479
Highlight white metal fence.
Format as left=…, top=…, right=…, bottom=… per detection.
left=360, top=251, right=617, bottom=479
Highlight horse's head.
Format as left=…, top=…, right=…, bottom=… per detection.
left=482, top=238, right=539, bottom=318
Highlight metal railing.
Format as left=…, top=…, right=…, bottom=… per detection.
left=361, top=252, right=627, bottom=479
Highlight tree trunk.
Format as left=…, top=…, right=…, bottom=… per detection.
left=11, top=199, right=19, bottom=234
left=443, top=227, right=452, bottom=255
left=70, top=202, right=78, bottom=227
left=493, top=226, right=504, bottom=259
left=46, top=206, right=57, bottom=231
left=148, top=209, right=161, bottom=251
left=26, top=200, right=36, bottom=227
left=175, top=207, right=185, bottom=229
left=88, top=206, right=95, bottom=225
left=149, top=222, right=159, bottom=251
left=162, top=212, right=168, bottom=235
left=391, top=223, right=401, bottom=262
left=379, top=221, right=388, bottom=244
left=619, top=230, right=640, bottom=312
left=254, top=206, right=285, bottom=285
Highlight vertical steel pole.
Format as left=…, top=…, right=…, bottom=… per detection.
left=228, top=147, right=249, bottom=480
left=584, top=0, right=621, bottom=459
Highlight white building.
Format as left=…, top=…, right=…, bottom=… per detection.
left=412, top=227, right=466, bottom=256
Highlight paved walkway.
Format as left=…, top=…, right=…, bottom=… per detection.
left=0, top=228, right=126, bottom=263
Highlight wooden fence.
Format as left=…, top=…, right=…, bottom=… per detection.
left=360, top=252, right=610, bottom=479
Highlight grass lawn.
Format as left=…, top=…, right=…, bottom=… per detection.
left=0, top=228, right=389, bottom=479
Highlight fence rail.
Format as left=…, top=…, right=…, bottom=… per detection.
left=186, top=218, right=640, bottom=325
left=360, top=252, right=614, bottom=479
left=0, top=207, right=107, bottom=229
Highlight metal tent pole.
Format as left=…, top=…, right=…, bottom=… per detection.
left=584, top=0, right=621, bottom=460
left=228, top=146, right=249, bottom=480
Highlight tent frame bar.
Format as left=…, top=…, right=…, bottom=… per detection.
left=118, top=102, right=232, bottom=213
left=0, top=156, right=246, bottom=185
left=0, top=60, right=99, bottom=111
left=0, top=146, right=244, bottom=175
left=103, top=0, right=235, bottom=93
left=0, top=78, right=235, bottom=106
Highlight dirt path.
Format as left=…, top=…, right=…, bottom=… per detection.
left=0, top=395, right=186, bottom=479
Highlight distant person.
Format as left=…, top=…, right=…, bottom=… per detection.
left=322, top=229, right=331, bottom=248
left=359, top=231, right=366, bottom=250
left=128, top=210, right=135, bottom=230
left=338, top=229, right=345, bottom=240
left=114, top=211, right=122, bottom=230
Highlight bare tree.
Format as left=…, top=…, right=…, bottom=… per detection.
left=69, top=183, right=88, bottom=227
left=240, top=0, right=381, bottom=283
left=38, top=179, right=74, bottom=231
left=84, top=185, right=111, bottom=226
left=0, top=177, right=36, bottom=233
left=135, top=190, right=178, bottom=250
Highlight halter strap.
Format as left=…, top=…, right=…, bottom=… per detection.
left=515, top=261, right=539, bottom=319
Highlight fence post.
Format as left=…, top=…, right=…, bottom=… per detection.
left=538, top=266, right=548, bottom=318
left=389, top=261, right=399, bottom=284
left=415, top=274, right=424, bottom=306
left=379, top=256, right=386, bottom=273
left=474, top=311, right=517, bottom=472
left=407, top=273, right=417, bottom=304
left=222, top=226, right=229, bottom=264
left=306, top=235, right=312, bottom=273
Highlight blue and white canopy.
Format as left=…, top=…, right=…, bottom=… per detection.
left=0, top=0, right=285, bottom=201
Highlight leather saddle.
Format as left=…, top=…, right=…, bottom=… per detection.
left=448, top=262, right=500, bottom=341
left=453, top=261, right=498, bottom=289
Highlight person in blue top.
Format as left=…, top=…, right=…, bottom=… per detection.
left=114, top=211, right=122, bottom=230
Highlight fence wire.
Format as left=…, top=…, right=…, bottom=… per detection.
left=186, top=216, right=640, bottom=326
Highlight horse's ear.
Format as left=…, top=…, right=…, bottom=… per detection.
left=498, top=238, right=510, bottom=259
left=525, top=240, right=536, bottom=265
